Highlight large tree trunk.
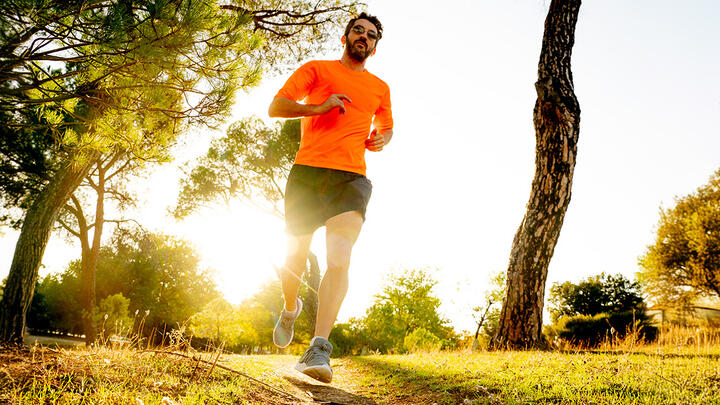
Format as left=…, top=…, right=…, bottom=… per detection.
left=493, top=0, right=581, bottom=349
left=0, top=156, right=95, bottom=343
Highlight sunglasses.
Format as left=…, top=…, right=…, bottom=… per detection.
left=351, top=25, right=379, bottom=41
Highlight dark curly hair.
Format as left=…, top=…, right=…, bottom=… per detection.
left=344, top=12, right=383, bottom=40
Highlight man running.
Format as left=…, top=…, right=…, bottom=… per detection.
left=267, top=12, right=393, bottom=383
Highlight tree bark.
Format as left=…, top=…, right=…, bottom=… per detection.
left=0, top=155, right=95, bottom=343
left=492, top=0, right=581, bottom=349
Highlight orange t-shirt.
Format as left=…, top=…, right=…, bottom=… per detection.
left=274, top=60, right=393, bottom=176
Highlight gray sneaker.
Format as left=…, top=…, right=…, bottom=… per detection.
left=295, top=337, right=333, bottom=383
left=273, top=297, right=302, bottom=348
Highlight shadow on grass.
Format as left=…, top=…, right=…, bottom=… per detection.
left=350, top=355, right=671, bottom=405
left=347, top=357, right=497, bottom=404
left=284, top=376, right=378, bottom=405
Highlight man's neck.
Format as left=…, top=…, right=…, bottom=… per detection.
left=340, top=53, right=366, bottom=72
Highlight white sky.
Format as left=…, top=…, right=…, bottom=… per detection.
left=2, top=0, right=719, bottom=333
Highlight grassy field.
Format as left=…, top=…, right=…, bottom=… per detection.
left=2, top=342, right=720, bottom=404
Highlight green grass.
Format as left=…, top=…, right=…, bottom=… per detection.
left=350, top=348, right=720, bottom=404
left=2, top=344, right=720, bottom=404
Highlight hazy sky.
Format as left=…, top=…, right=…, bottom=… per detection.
left=2, top=0, right=719, bottom=332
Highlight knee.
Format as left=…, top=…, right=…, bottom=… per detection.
left=326, top=234, right=354, bottom=272
left=326, top=252, right=351, bottom=274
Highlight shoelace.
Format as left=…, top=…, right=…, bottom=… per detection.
left=280, top=315, right=295, bottom=328
left=301, top=344, right=330, bottom=365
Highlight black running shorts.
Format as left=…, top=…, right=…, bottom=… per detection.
left=284, top=164, right=372, bottom=235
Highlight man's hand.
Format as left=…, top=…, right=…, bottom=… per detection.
left=365, top=129, right=387, bottom=151
left=319, top=94, right=352, bottom=115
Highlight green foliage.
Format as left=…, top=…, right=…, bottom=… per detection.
left=547, top=273, right=654, bottom=347
left=472, top=270, right=505, bottom=347
left=328, top=320, right=365, bottom=355
left=191, top=298, right=238, bottom=342
left=175, top=117, right=300, bottom=218
left=1, top=0, right=352, bottom=224
left=403, top=328, right=441, bottom=353
left=360, top=269, right=454, bottom=353
left=190, top=297, right=264, bottom=352
left=27, top=228, right=220, bottom=339
left=639, top=169, right=720, bottom=306
left=25, top=282, right=53, bottom=333
left=27, top=270, right=83, bottom=335
left=552, top=313, right=610, bottom=347
left=0, top=108, right=62, bottom=227
left=97, top=228, right=220, bottom=339
left=548, top=273, right=645, bottom=323
left=92, top=293, right=132, bottom=339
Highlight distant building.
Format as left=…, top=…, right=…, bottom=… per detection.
left=647, top=304, right=720, bottom=326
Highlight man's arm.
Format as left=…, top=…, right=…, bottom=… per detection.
left=268, top=94, right=352, bottom=118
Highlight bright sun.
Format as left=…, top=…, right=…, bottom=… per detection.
left=172, top=201, right=289, bottom=305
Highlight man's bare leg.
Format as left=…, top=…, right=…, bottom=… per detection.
left=280, top=233, right=314, bottom=312
left=314, top=210, right=364, bottom=338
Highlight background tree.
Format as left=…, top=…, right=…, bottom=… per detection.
left=472, top=270, right=505, bottom=350
left=548, top=273, right=645, bottom=322
left=546, top=273, right=654, bottom=346
left=359, top=269, right=454, bottom=353
left=493, top=0, right=582, bottom=349
left=91, top=293, right=132, bottom=341
left=26, top=227, right=221, bottom=343
left=174, top=117, right=323, bottom=333
left=191, top=297, right=243, bottom=346
left=638, top=169, right=720, bottom=306
left=0, top=0, right=356, bottom=343
left=175, top=117, right=300, bottom=218
left=27, top=267, right=83, bottom=335
left=55, top=150, right=147, bottom=345
left=97, top=228, right=220, bottom=344
left=327, top=318, right=366, bottom=355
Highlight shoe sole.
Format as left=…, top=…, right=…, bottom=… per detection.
left=295, top=363, right=332, bottom=383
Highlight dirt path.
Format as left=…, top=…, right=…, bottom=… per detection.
left=263, top=357, right=379, bottom=405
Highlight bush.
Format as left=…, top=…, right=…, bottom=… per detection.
left=607, top=310, right=658, bottom=342
left=329, top=322, right=363, bottom=356
left=548, top=310, right=658, bottom=347
left=403, top=328, right=441, bottom=353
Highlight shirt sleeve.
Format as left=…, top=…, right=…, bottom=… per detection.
left=274, top=62, right=316, bottom=101
left=373, top=86, right=393, bottom=131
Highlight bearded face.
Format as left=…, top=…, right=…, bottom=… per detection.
left=346, top=37, right=375, bottom=62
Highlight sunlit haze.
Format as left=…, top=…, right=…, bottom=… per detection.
left=2, top=0, right=719, bottom=333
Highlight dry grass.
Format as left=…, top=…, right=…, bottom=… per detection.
left=0, top=341, right=302, bottom=404
left=2, top=326, right=720, bottom=404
